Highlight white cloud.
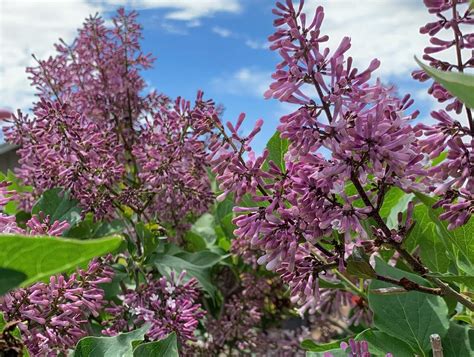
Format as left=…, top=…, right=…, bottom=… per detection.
left=0, top=0, right=103, bottom=112
left=212, top=26, right=232, bottom=38
left=102, top=0, right=241, bottom=21
left=244, top=39, right=268, bottom=50
left=212, top=68, right=271, bottom=98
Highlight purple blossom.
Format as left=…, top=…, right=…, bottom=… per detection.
left=103, top=271, right=205, bottom=344
left=1, top=259, right=113, bottom=356
left=26, top=212, right=70, bottom=236
left=414, top=0, right=474, bottom=229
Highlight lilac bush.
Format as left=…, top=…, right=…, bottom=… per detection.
left=0, top=0, right=473, bottom=356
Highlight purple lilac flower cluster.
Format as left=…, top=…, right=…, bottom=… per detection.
left=1, top=259, right=114, bottom=356
left=208, top=0, right=425, bottom=313
left=132, top=93, right=215, bottom=234
left=2, top=9, right=214, bottom=228
left=413, top=0, right=474, bottom=229
left=103, top=271, right=205, bottom=344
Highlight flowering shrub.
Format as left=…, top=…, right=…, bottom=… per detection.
left=0, top=0, right=473, bottom=356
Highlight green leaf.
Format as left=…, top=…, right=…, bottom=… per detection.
left=368, top=257, right=450, bottom=356
left=346, top=247, right=376, bottom=279
left=379, top=187, right=407, bottom=218
left=133, top=333, right=178, bottom=357
left=263, top=131, right=289, bottom=172
left=407, top=202, right=450, bottom=273
left=175, top=250, right=225, bottom=268
left=183, top=231, right=207, bottom=252
left=431, top=151, right=448, bottom=167
left=427, top=274, right=474, bottom=290
left=218, top=213, right=235, bottom=240
left=73, top=324, right=150, bottom=357
left=414, top=192, right=474, bottom=275
left=190, top=213, right=216, bottom=245
left=318, top=278, right=345, bottom=290
left=379, top=188, right=414, bottom=229
left=136, top=223, right=160, bottom=258
left=67, top=213, right=124, bottom=239
left=32, top=188, right=82, bottom=229
left=153, top=253, right=217, bottom=298
left=441, top=323, right=474, bottom=357
left=307, top=350, right=346, bottom=357
left=0, top=234, right=122, bottom=287
left=416, top=57, right=474, bottom=108
left=0, top=268, right=27, bottom=295
left=100, top=264, right=128, bottom=301
left=301, top=338, right=348, bottom=352
left=355, top=329, right=415, bottom=356
left=215, top=196, right=234, bottom=223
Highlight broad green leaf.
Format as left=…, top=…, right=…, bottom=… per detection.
left=190, top=213, right=216, bottom=244
left=0, top=268, right=27, bottom=295
left=67, top=213, right=124, bottom=239
left=451, top=217, right=474, bottom=276
left=346, top=247, right=376, bottom=279
left=407, top=203, right=450, bottom=273
left=219, top=213, right=235, bottom=240
left=263, top=131, right=289, bottom=172
left=153, top=253, right=217, bottom=298
left=100, top=264, right=128, bottom=301
left=318, top=278, right=345, bottom=290
left=183, top=231, right=207, bottom=252
left=32, top=188, right=81, bottom=229
left=215, top=196, right=234, bottom=223
left=307, top=349, right=346, bottom=357
left=73, top=324, right=150, bottom=357
left=133, top=333, right=178, bottom=357
left=301, top=338, right=348, bottom=352
left=427, top=274, right=474, bottom=290
left=414, top=192, right=474, bottom=275
left=136, top=222, right=160, bottom=258
left=0, top=234, right=122, bottom=287
left=379, top=188, right=414, bottom=229
left=355, top=329, right=415, bottom=356
left=379, top=187, right=406, bottom=218
left=441, top=323, right=474, bottom=357
left=175, top=250, right=225, bottom=268
left=368, top=258, right=449, bottom=356
left=416, top=57, right=474, bottom=108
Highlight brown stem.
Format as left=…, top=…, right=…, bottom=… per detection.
left=375, top=274, right=442, bottom=296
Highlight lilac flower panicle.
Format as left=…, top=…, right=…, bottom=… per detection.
left=413, top=0, right=474, bottom=229
left=1, top=259, right=113, bottom=356
left=3, top=10, right=215, bottom=227
left=208, top=0, right=427, bottom=312
left=103, top=271, right=205, bottom=344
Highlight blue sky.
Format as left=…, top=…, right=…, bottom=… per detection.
left=1, top=0, right=449, bottom=149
